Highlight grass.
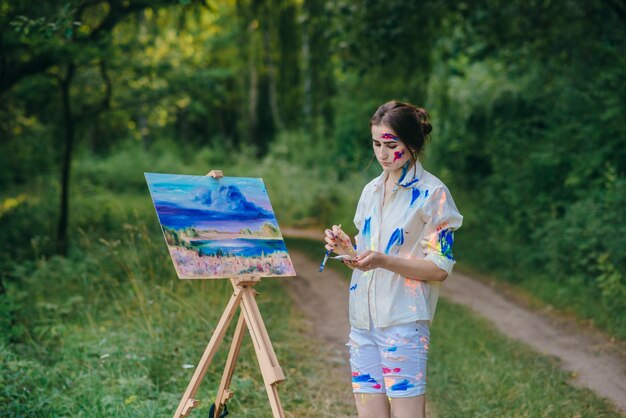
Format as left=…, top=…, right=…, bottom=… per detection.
left=287, top=237, right=622, bottom=417
left=2, top=214, right=356, bottom=416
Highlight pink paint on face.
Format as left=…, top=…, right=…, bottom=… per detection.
left=381, top=133, right=399, bottom=140
left=393, top=150, right=405, bottom=161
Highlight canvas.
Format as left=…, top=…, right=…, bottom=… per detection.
left=145, top=173, right=296, bottom=279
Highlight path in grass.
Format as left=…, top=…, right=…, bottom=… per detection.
left=282, top=228, right=626, bottom=414
left=285, top=250, right=351, bottom=388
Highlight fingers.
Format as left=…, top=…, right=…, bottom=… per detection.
left=324, top=228, right=338, bottom=254
left=325, top=229, right=336, bottom=246
left=327, top=225, right=355, bottom=251
left=352, top=251, right=376, bottom=271
left=206, top=170, right=224, bottom=178
left=325, top=225, right=355, bottom=257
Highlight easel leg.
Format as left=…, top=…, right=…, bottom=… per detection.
left=173, top=278, right=287, bottom=418
left=213, top=312, right=247, bottom=418
left=240, top=287, right=286, bottom=418
left=173, top=289, right=244, bottom=418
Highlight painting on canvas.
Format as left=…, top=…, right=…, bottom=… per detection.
left=145, top=173, right=296, bottom=279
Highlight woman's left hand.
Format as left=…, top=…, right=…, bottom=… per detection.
left=350, top=250, right=384, bottom=272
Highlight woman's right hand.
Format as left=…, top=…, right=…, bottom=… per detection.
left=324, top=225, right=356, bottom=257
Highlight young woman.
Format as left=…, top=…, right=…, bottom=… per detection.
left=324, top=101, right=463, bottom=418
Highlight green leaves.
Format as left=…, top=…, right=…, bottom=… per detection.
left=9, top=3, right=81, bottom=40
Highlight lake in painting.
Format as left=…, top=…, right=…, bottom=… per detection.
left=145, top=173, right=296, bottom=279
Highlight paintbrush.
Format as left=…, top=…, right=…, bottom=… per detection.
left=319, top=249, right=331, bottom=272
left=329, top=255, right=355, bottom=261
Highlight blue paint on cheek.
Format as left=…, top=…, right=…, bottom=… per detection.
left=384, top=228, right=405, bottom=254
left=390, top=379, right=415, bottom=391
left=350, top=284, right=357, bottom=291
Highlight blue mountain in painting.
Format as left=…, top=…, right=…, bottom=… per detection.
left=153, top=184, right=275, bottom=230
left=193, top=185, right=272, bottom=218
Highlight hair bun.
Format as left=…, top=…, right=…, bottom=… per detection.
left=422, top=122, right=432, bottom=135
left=412, top=106, right=432, bottom=135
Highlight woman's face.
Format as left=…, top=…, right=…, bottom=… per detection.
left=371, top=124, right=412, bottom=173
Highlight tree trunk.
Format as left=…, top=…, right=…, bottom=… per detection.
left=248, top=26, right=259, bottom=148
left=262, top=26, right=284, bottom=131
left=56, top=63, right=76, bottom=256
left=301, top=13, right=313, bottom=134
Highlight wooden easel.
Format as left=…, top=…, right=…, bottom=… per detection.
left=173, top=276, right=286, bottom=418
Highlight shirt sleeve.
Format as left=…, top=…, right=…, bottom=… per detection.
left=420, top=185, right=463, bottom=276
left=353, top=187, right=368, bottom=231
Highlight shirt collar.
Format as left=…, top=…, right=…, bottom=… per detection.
left=372, top=161, right=425, bottom=191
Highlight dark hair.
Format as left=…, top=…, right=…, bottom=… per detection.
left=370, top=100, right=433, bottom=161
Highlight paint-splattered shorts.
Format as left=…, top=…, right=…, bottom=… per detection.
left=347, top=320, right=430, bottom=398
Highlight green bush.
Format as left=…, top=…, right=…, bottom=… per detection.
left=427, top=36, right=626, bottom=340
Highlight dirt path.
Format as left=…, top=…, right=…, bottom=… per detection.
left=284, top=251, right=354, bottom=410
left=441, top=271, right=626, bottom=413
left=282, top=228, right=626, bottom=415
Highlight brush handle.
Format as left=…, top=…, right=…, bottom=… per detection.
left=330, top=255, right=354, bottom=261
left=318, top=250, right=331, bottom=272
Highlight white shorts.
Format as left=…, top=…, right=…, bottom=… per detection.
left=347, top=320, right=430, bottom=398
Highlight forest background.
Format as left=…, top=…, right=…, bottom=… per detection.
left=1, top=0, right=625, bottom=416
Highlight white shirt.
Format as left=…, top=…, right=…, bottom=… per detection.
left=349, top=162, right=463, bottom=329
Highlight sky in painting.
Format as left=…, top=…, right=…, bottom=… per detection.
left=145, top=173, right=280, bottom=233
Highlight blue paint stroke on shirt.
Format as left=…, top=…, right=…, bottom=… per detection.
left=352, top=373, right=379, bottom=384
left=397, top=161, right=410, bottom=184
left=410, top=188, right=421, bottom=206
left=401, top=177, right=419, bottom=188
left=396, top=161, right=419, bottom=188
left=438, top=228, right=455, bottom=260
left=349, top=284, right=357, bottom=291
left=411, top=188, right=429, bottom=208
left=384, top=228, right=404, bottom=254
left=390, top=379, right=416, bottom=391
left=385, top=346, right=398, bottom=352
left=362, top=217, right=372, bottom=250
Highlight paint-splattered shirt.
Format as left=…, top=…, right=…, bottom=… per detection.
left=349, top=162, right=463, bottom=329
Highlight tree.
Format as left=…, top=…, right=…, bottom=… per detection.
left=1, top=0, right=207, bottom=255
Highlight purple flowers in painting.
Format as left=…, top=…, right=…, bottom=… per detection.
left=145, top=173, right=296, bottom=279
